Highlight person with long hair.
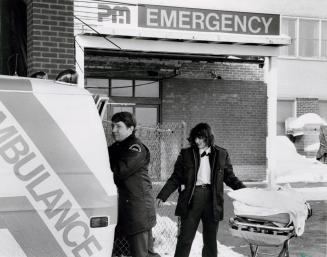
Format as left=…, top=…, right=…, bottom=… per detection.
left=157, top=122, right=245, bottom=257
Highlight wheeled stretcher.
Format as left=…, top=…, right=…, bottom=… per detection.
left=228, top=188, right=312, bottom=257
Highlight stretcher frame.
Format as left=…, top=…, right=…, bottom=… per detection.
left=229, top=216, right=296, bottom=257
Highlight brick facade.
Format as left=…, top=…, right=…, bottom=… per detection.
left=86, top=56, right=267, bottom=181
left=162, top=77, right=267, bottom=181
left=26, top=0, right=74, bottom=79
left=296, top=97, right=319, bottom=117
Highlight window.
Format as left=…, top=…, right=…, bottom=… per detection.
left=322, top=21, right=327, bottom=58
left=111, top=79, right=133, bottom=97
left=299, top=19, right=319, bottom=58
left=111, top=105, right=159, bottom=126
left=281, top=17, right=327, bottom=59
left=86, top=78, right=161, bottom=125
left=135, top=107, right=158, bottom=126
left=277, top=100, right=295, bottom=135
left=112, top=106, right=134, bottom=114
left=135, top=80, right=159, bottom=97
left=281, top=18, right=297, bottom=56
left=319, top=100, right=327, bottom=122
left=86, top=78, right=108, bottom=95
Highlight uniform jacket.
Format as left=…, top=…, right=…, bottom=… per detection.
left=108, top=134, right=156, bottom=236
left=157, top=145, right=245, bottom=221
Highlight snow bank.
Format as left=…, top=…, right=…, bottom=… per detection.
left=287, top=113, right=326, bottom=130
left=153, top=215, right=244, bottom=257
left=272, top=136, right=327, bottom=183
left=285, top=113, right=327, bottom=136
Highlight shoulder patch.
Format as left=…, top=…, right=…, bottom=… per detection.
left=129, top=144, right=142, bottom=152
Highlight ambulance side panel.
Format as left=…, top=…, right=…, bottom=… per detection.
left=0, top=77, right=117, bottom=257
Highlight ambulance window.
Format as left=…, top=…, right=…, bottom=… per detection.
left=135, top=80, right=159, bottom=97
left=111, top=79, right=133, bottom=97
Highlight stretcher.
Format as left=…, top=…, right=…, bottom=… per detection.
left=228, top=189, right=312, bottom=257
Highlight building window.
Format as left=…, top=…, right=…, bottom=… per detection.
left=281, top=17, right=327, bottom=60
left=277, top=100, right=295, bottom=135
left=299, top=19, right=319, bottom=58
left=281, top=18, right=297, bottom=56
left=322, top=21, right=327, bottom=58
left=135, top=80, right=159, bottom=97
left=111, top=105, right=159, bottom=126
left=111, top=79, right=133, bottom=97
left=85, top=78, right=108, bottom=95
left=135, top=106, right=158, bottom=126
left=86, top=78, right=161, bottom=125
left=319, top=100, right=327, bottom=122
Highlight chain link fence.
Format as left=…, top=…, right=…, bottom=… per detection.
left=103, top=120, right=187, bottom=256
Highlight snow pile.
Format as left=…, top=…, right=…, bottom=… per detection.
left=287, top=113, right=326, bottom=130
left=153, top=215, right=244, bottom=257
left=272, top=136, right=327, bottom=183
left=285, top=113, right=327, bottom=136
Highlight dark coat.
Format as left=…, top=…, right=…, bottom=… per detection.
left=316, top=125, right=327, bottom=163
left=108, top=134, right=156, bottom=236
left=157, top=145, right=245, bottom=221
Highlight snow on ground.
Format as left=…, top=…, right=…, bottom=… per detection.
left=153, top=216, right=245, bottom=257
left=272, top=136, right=327, bottom=183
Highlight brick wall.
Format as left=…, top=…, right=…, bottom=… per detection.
left=162, top=78, right=267, bottom=181
left=26, top=0, right=74, bottom=79
left=296, top=98, right=319, bottom=117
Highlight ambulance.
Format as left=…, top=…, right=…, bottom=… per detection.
left=0, top=75, right=117, bottom=257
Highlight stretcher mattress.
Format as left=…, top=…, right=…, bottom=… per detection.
left=228, top=188, right=309, bottom=236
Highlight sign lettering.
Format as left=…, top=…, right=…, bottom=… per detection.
left=0, top=106, right=102, bottom=257
left=138, top=5, right=279, bottom=35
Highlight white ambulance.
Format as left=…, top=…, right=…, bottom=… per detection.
left=0, top=75, right=117, bottom=257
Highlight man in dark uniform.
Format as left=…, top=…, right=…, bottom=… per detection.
left=108, top=112, right=158, bottom=257
left=156, top=123, right=246, bottom=257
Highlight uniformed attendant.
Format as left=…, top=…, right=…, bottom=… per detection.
left=156, top=123, right=246, bottom=257
left=108, top=112, right=159, bottom=257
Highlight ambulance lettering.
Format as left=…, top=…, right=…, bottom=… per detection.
left=0, top=105, right=102, bottom=257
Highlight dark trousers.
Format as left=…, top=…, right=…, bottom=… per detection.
left=174, top=186, right=219, bottom=257
left=127, top=229, right=156, bottom=257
